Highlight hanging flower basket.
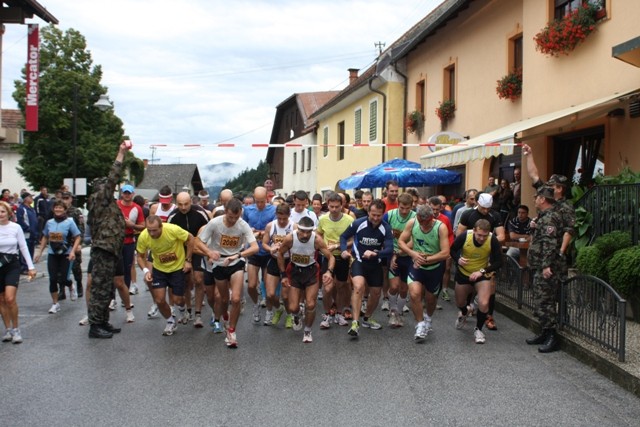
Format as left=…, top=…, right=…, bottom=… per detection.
left=405, top=110, right=425, bottom=137
left=435, top=100, right=455, bottom=123
left=496, top=68, right=522, bottom=101
left=533, top=2, right=599, bottom=57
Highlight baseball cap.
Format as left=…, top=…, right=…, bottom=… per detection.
left=536, top=186, right=556, bottom=201
left=547, top=174, right=568, bottom=186
left=158, top=192, right=173, bottom=203
left=477, top=193, right=493, bottom=208
left=21, top=192, right=33, bottom=199
left=61, top=191, right=73, bottom=198
left=121, top=184, right=135, bottom=193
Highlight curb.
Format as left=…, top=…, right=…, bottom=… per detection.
left=497, top=299, right=640, bottom=398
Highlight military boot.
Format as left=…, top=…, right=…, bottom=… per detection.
left=526, top=329, right=549, bottom=345
left=538, top=329, right=560, bottom=353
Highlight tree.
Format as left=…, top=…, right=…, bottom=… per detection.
left=224, top=160, right=270, bottom=196
left=12, top=26, right=130, bottom=193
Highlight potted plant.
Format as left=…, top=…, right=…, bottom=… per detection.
left=435, top=100, right=455, bottom=123
left=405, top=110, right=425, bottom=138
left=496, top=68, right=522, bottom=101
left=607, top=246, right=640, bottom=322
left=534, top=2, right=600, bottom=57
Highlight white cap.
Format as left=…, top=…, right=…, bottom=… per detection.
left=478, top=193, right=493, bottom=208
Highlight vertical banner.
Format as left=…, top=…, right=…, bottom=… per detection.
left=25, top=24, right=39, bottom=132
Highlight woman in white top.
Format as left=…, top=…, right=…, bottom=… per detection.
left=0, top=201, right=37, bottom=344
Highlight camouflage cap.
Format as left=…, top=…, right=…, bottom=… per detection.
left=536, top=186, right=555, bottom=201
left=547, top=174, right=568, bottom=186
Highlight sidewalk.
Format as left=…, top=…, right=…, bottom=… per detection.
left=497, top=297, right=640, bottom=398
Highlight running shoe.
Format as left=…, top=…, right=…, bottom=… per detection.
left=252, top=304, right=261, bottom=323
left=320, top=314, right=331, bottom=329
left=79, top=316, right=89, bottom=326
left=441, top=288, right=450, bottom=301
left=388, top=311, right=399, bottom=328
left=402, top=304, right=410, bottom=313
left=474, top=327, right=486, bottom=344
left=264, top=310, right=274, bottom=326
left=467, top=303, right=477, bottom=317
left=212, top=321, right=224, bottom=334
left=303, top=331, right=313, bottom=343
left=272, top=306, right=284, bottom=326
left=485, top=315, right=497, bottom=330
left=318, top=288, right=323, bottom=300
left=2, top=329, right=13, bottom=342
left=11, top=328, right=22, bottom=344
left=425, top=319, right=433, bottom=331
left=180, top=311, right=192, bottom=325
left=225, top=330, right=238, bottom=348
left=162, top=321, right=177, bottom=336
left=70, top=284, right=77, bottom=301
left=240, top=297, right=246, bottom=314
left=396, top=313, right=405, bottom=327
left=292, top=315, right=303, bottom=331
left=129, top=283, right=139, bottom=295
left=360, top=300, right=367, bottom=316
left=414, top=322, right=428, bottom=341
left=260, top=298, right=267, bottom=308
left=455, top=312, right=467, bottom=329
left=194, top=315, right=204, bottom=328
left=348, top=320, right=359, bottom=337
left=435, top=304, right=442, bottom=310
left=210, top=316, right=216, bottom=327
left=284, top=314, right=294, bottom=329
left=109, top=299, right=117, bottom=311
left=334, top=313, right=348, bottom=326
left=126, top=311, right=135, bottom=323
left=362, top=318, right=382, bottom=330
left=381, top=298, right=390, bottom=311
left=48, top=303, right=60, bottom=314
left=343, top=308, right=353, bottom=320
left=147, top=304, right=159, bottom=318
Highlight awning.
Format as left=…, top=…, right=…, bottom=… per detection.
left=613, top=36, right=640, bottom=67
left=420, top=89, right=639, bottom=168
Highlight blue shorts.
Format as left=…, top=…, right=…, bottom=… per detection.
left=408, top=262, right=444, bottom=295
left=389, top=255, right=412, bottom=282
left=350, top=260, right=384, bottom=287
left=151, top=268, right=186, bottom=296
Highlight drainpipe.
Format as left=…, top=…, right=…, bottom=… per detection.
left=393, top=62, right=409, bottom=161
left=369, top=77, right=387, bottom=163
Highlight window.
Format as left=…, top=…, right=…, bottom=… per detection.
left=307, top=147, right=311, bottom=171
left=369, top=99, right=378, bottom=143
left=553, top=0, right=605, bottom=20
left=338, top=121, right=345, bottom=161
left=354, top=108, right=362, bottom=145
left=293, top=152, right=297, bottom=174
left=416, top=79, right=426, bottom=113
left=511, top=34, right=523, bottom=72
left=301, top=149, right=305, bottom=172
left=444, top=64, right=456, bottom=103
left=323, top=126, right=328, bottom=157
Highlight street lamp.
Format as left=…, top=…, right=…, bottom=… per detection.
left=71, top=87, right=113, bottom=201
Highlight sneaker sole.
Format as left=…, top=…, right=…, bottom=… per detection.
left=348, top=330, right=359, bottom=337
left=414, top=335, right=426, bottom=342
left=194, top=323, right=204, bottom=328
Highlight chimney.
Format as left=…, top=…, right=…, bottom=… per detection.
left=143, top=159, right=149, bottom=169
left=348, top=68, right=359, bottom=85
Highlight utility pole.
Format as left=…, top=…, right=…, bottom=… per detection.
left=375, top=41, right=386, bottom=57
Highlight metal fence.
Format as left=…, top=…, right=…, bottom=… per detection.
left=574, top=183, right=640, bottom=245
left=495, top=255, right=627, bottom=362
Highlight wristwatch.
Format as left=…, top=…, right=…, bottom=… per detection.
left=479, top=269, right=486, bottom=274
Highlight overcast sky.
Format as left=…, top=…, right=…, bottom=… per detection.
left=1, top=0, right=441, bottom=186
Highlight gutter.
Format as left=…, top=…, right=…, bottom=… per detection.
left=393, top=62, right=409, bottom=161
left=368, top=77, right=387, bottom=163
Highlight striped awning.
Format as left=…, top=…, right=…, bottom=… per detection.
left=421, top=89, right=639, bottom=168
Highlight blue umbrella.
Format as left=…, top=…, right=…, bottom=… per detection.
left=338, top=158, right=460, bottom=190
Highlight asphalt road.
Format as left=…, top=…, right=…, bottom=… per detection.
left=2, top=247, right=639, bottom=427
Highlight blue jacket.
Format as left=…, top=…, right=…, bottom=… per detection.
left=17, top=203, right=39, bottom=241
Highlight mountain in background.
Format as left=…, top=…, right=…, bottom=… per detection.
left=201, top=162, right=244, bottom=186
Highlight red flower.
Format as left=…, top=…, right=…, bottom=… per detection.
left=534, top=3, right=599, bottom=57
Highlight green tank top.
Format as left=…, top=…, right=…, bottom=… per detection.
left=388, top=209, right=416, bottom=254
left=411, top=219, right=442, bottom=270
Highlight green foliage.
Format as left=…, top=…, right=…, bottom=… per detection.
left=12, top=25, right=143, bottom=193
left=593, top=231, right=632, bottom=258
left=572, top=206, right=593, bottom=251
left=594, top=167, right=640, bottom=185
left=224, top=160, right=270, bottom=196
left=575, top=246, right=607, bottom=281
left=607, top=246, right=640, bottom=298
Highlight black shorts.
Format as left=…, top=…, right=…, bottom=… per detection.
left=204, top=260, right=246, bottom=285
left=389, top=255, right=412, bottom=282
left=266, top=257, right=289, bottom=277
left=247, top=253, right=271, bottom=268
left=350, top=260, right=384, bottom=287
left=455, top=270, right=492, bottom=286
left=0, top=255, right=21, bottom=291
left=408, top=262, right=444, bottom=294
left=286, top=262, right=319, bottom=289
left=151, top=268, right=186, bottom=296
left=321, top=256, right=350, bottom=282
left=192, top=254, right=204, bottom=272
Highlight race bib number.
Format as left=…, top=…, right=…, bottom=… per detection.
left=220, top=234, right=240, bottom=249
left=158, top=252, right=178, bottom=264
left=392, top=228, right=402, bottom=239
left=49, top=232, right=64, bottom=242
left=273, top=235, right=285, bottom=244
left=327, top=239, right=338, bottom=246
left=291, top=253, right=311, bottom=265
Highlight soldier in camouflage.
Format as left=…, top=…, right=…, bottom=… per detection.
left=526, top=186, right=564, bottom=353
left=61, top=191, right=85, bottom=298
left=86, top=142, right=130, bottom=339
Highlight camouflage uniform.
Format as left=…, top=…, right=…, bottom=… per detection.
left=553, top=197, right=576, bottom=281
left=66, top=205, right=85, bottom=290
left=87, top=161, right=125, bottom=326
left=527, top=206, right=563, bottom=329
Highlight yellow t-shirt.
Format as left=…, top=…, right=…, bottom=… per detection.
left=317, top=213, right=354, bottom=255
left=460, top=231, right=492, bottom=276
left=136, top=223, right=189, bottom=273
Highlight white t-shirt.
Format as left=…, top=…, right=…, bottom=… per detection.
left=198, top=215, right=256, bottom=268
left=0, top=221, right=35, bottom=270
left=290, top=209, right=318, bottom=227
